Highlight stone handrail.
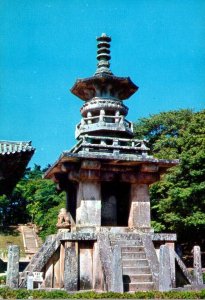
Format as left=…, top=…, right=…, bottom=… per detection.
left=77, top=115, right=132, bottom=128
left=71, top=135, right=149, bottom=155
left=172, top=249, right=194, bottom=284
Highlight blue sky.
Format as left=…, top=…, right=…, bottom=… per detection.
left=0, top=0, right=205, bottom=167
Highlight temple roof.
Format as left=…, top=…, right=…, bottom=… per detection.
left=0, top=141, right=35, bottom=195
left=44, top=150, right=179, bottom=180
left=0, top=141, right=34, bottom=155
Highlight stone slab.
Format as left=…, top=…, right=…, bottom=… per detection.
left=159, top=245, right=172, bottom=291
left=111, top=244, right=123, bottom=292
left=6, top=245, right=20, bottom=288
left=79, top=243, right=93, bottom=290
left=193, top=246, right=203, bottom=285
left=152, top=233, right=177, bottom=241
left=97, top=233, right=112, bottom=291
left=27, top=275, right=34, bottom=290
left=64, top=242, right=78, bottom=291
left=61, top=232, right=97, bottom=240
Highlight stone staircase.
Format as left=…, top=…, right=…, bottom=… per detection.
left=19, top=233, right=62, bottom=288
left=110, top=234, right=155, bottom=292
left=21, top=225, right=39, bottom=255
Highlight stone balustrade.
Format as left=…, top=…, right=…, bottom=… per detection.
left=71, top=135, right=149, bottom=156
left=75, top=115, right=133, bottom=138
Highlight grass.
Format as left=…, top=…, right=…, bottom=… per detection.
left=0, top=288, right=205, bottom=299
left=0, top=226, right=24, bottom=252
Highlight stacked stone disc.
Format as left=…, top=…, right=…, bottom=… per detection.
left=95, top=33, right=112, bottom=75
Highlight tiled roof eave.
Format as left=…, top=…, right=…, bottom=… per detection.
left=0, top=141, right=35, bottom=155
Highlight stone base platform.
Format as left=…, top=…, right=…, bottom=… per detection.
left=18, top=230, right=177, bottom=292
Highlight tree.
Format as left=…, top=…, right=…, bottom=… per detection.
left=0, top=195, right=9, bottom=225
left=2, top=165, right=66, bottom=239
left=134, top=109, right=205, bottom=245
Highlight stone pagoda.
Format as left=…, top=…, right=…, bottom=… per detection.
left=19, top=34, right=183, bottom=292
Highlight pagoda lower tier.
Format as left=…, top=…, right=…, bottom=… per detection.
left=44, top=150, right=178, bottom=232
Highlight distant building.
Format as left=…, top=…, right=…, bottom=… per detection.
left=0, top=141, right=35, bottom=195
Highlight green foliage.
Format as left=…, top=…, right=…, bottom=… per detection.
left=0, top=288, right=205, bottom=299
left=0, top=195, right=10, bottom=225
left=134, top=109, right=205, bottom=244
left=0, top=275, right=6, bottom=284
left=0, top=165, right=66, bottom=239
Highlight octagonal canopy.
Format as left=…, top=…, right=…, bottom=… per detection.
left=70, top=73, right=138, bottom=101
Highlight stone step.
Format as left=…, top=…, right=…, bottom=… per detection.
left=122, top=252, right=146, bottom=259
left=25, top=242, right=37, bottom=246
left=123, top=266, right=151, bottom=274
left=123, top=274, right=153, bottom=283
left=24, top=235, right=36, bottom=239
left=26, top=248, right=37, bottom=253
left=121, top=246, right=145, bottom=252
left=26, top=240, right=37, bottom=244
left=122, top=259, right=149, bottom=267
left=124, top=282, right=155, bottom=292
left=26, top=242, right=37, bottom=246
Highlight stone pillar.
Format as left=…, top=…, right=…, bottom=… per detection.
left=115, top=110, right=120, bottom=123
left=6, top=245, right=20, bottom=288
left=159, top=245, right=172, bottom=291
left=97, top=233, right=112, bottom=291
left=165, top=242, right=176, bottom=288
left=64, top=242, right=78, bottom=291
left=99, top=109, right=105, bottom=122
left=111, top=244, right=123, bottom=293
left=87, top=111, right=92, bottom=124
left=59, top=243, right=66, bottom=288
left=76, top=181, right=101, bottom=227
left=128, top=183, right=151, bottom=230
left=79, top=242, right=93, bottom=290
left=193, top=245, right=203, bottom=285
left=27, top=275, right=34, bottom=290
left=93, top=242, right=104, bottom=290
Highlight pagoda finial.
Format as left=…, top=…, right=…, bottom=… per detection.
left=95, top=33, right=113, bottom=75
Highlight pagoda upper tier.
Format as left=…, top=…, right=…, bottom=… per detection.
left=71, top=33, right=138, bottom=101
left=44, top=34, right=179, bottom=182
left=71, top=33, right=138, bottom=140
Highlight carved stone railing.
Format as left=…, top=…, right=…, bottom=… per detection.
left=71, top=135, right=149, bottom=156
left=75, top=115, right=133, bottom=138
left=159, top=245, right=203, bottom=291
left=80, top=97, right=128, bottom=116
left=173, top=250, right=194, bottom=284
left=19, top=233, right=63, bottom=288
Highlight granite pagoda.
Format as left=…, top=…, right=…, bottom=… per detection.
left=19, top=34, right=183, bottom=292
